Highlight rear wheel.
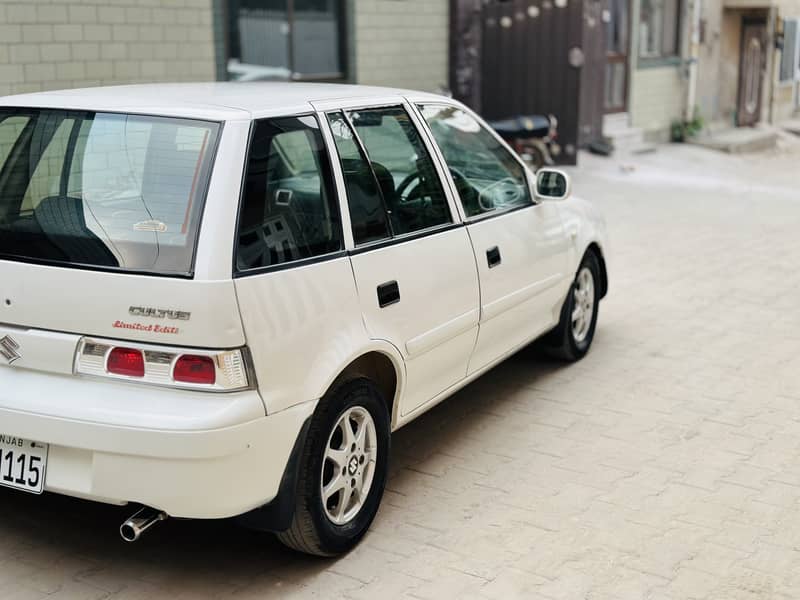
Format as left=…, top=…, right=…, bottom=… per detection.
left=276, top=379, right=390, bottom=556
left=545, top=251, right=601, bottom=361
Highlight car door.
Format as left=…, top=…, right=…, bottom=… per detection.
left=232, top=114, right=368, bottom=416
left=319, top=101, right=480, bottom=419
left=415, top=102, right=571, bottom=374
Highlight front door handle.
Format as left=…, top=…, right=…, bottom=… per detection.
left=486, top=246, right=502, bottom=268
left=377, top=280, right=400, bottom=308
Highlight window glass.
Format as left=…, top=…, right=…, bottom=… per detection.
left=327, top=112, right=391, bottom=245
left=0, top=116, right=29, bottom=168
left=227, top=0, right=344, bottom=80
left=639, top=0, right=680, bottom=58
left=418, top=104, right=531, bottom=218
left=346, top=106, right=452, bottom=236
left=0, top=110, right=219, bottom=275
left=780, top=19, right=799, bottom=82
left=236, top=115, right=342, bottom=271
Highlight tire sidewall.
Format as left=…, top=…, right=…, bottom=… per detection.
left=305, top=380, right=390, bottom=555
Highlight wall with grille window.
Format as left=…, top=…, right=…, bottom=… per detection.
left=0, top=0, right=216, bottom=97
left=352, top=0, right=449, bottom=92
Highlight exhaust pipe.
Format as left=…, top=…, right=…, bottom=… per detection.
left=120, top=507, right=167, bottom=542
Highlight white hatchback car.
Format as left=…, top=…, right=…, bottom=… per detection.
left=0, top=83, right=607, bottom=556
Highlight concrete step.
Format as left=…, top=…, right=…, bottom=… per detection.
left=780, top=118, right=800, bottom=136
left=601, top=113, right=658, bottom=154
left=688, top=126, right=778, bottom=153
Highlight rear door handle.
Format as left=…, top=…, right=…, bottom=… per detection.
left=377, top=280, right=400, bottom=308
left=486, top=246, right=502, bottom=268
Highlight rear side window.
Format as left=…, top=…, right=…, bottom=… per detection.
left=235, top=115, right=342, bottom=272
left=0, top=109, right=219, bottom=276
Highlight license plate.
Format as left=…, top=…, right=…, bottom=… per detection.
left=0, top=435, right=48, bottom=494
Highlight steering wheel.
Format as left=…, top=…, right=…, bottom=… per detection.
left=396, top=171, right=421, bottom=202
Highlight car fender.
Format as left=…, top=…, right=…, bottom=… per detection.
left=557, top=195, right=610, bottom=295
left=313, top=338, right=407, bottom=422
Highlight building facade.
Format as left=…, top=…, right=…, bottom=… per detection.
left=693, top=0, right=800, bottom=127
left=0, top=0, right=450, bottom=97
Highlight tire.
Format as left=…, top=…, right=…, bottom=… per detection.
left=544, top=251, right=601, bottom=361
left=276, top=378, right=390, bottom=556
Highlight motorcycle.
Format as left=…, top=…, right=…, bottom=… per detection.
left=488, top=114, right=560, bottom=171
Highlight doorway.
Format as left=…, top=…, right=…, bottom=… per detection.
left=737, top=20, right=766, bottom=126
left=604, top=0, right=629, bottom=112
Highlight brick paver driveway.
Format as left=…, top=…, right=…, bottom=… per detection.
left=2, top=140, right=800, bottom=599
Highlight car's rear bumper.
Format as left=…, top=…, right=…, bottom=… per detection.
left=0, top=367, right=316, bottom=519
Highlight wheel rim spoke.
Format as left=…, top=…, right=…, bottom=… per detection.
left=342, top=413, right=357, bottom=448
left=326, top=447, right=348, bottom=469
left=323, top=473, right=346, bottom=503
left=336, top=486, right=354, bottom=520
left=355, top=418, right=367, bottom=451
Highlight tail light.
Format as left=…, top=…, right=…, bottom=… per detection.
left=75, top=338, right=253, bottom=392
left=107, top=347, right=145, bottom=378
left=173, top=355, right=216, bottom=385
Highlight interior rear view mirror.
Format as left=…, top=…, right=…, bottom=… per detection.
left=348, top=111, right=384, bottom=127
left=535, top=168, right=571, bottom=200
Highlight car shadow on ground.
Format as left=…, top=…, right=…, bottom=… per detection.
left=0, top=344, right=568, bottom=586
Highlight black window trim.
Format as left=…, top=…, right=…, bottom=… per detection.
left=412, top=101, right=538, bottom=225
left=0, top=106, right=224, bottom=280
left=232, top=112, right=347, bottom=279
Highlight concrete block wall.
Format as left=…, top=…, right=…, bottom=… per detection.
left=630, top=66, right=686, bottom=138
left=0, top=0, right=216, bottom=97
left=352, top=0, right=449, bottom=92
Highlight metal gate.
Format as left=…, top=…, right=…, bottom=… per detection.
left=451, top=0, right=605, bottom=164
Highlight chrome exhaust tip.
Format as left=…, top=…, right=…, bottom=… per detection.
left=120, top=507, right=167, bottom=542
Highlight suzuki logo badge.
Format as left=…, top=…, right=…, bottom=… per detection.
left=0, top=336, right=21, bottom=364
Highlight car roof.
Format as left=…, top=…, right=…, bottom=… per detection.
left=0, top=82, right=450, bottom=121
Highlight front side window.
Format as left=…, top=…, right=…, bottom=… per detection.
left=0, top=109, right=219, bottom=275
left=328, top=106, right=452, bottom=243
left=226, top=0, right=345, bottom=81
left=419, top=104, right=531, bottom=218
left=236, top=115, right=342, bottom=271
left=639, top=0, right=680, bottom=59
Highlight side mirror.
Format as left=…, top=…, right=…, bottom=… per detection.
left=535, top=168, right=571, bottom=201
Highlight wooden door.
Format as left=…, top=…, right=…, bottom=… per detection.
left=737, top=22, right=766, bottom=126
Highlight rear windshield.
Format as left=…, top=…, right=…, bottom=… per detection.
left=0, top=109, right=220, bottom=276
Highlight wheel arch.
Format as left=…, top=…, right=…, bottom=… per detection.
left=319, top=342, right=405, bottom=430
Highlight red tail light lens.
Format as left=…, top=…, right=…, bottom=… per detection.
left=173, top=355, right=216, bottom=385
left=107, top=347, right=145, bottom=377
